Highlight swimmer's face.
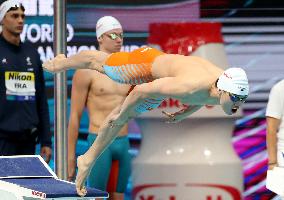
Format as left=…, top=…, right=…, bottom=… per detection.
left=99, top=28, right=123, bottom=53
left=220, top=91, right=247, bottom=115
left=3, top=6, right=25, bottom=35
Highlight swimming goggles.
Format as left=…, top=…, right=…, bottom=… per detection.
left=229, top=93, right=248, bottom=102
left=105, top=33, right=123, bottom=40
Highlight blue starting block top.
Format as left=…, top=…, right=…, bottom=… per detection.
left=0, top=155, right=108, bottom=199
left=4, top=178, right=108, bottom=198
left=0, top=155, right=54, bottom=178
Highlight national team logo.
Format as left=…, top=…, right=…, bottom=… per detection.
left=26, top=57, right=32, bottom=66
left=141, top=47, right=153, bottom=52
left=223, top=72, right=232, bottom=79
left=2, top=58, right=7, bottom=64
left=238, top=86, right=246, bottom=91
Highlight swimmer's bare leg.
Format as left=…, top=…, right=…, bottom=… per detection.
left=75, top=105, right=126, bottom=196
left=76, top=83, right=158, bottom=196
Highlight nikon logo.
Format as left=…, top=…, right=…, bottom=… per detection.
left=8, top=72, right=32, bottom=81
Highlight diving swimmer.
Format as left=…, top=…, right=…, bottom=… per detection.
left=43, top=46, right=249, bottom=196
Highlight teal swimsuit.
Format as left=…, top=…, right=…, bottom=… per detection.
left=87, top=134, right=131, bottom=193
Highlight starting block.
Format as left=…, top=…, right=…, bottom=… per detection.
left=0, top=155, right=108, bottom=199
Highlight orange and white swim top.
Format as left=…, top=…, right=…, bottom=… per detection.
left=103, top=47, right=164, bottom=85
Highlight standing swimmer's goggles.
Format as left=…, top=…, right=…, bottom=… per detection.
left=105, top=33, right=123, bottom=40
left=229, top=93, right=248, bottom=102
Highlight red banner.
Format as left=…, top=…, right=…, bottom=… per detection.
left=148, top=22, right=224, bottom=55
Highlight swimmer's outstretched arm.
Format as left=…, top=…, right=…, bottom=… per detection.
left=42, top=50, right=109, bottom=73
left=111, top=77, right=201, bottom=125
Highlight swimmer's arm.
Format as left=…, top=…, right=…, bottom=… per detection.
left=43, top=50, right=109, bottom=73
left=266, top=116, right=279, bottom=170
left=140, top=77, right=195, bottom=97
left=116, top=77, right=196, bottom=119
left=67, top=70, right=92, bottom=180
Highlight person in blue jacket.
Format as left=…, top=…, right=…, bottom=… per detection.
left=0, top=0, right=51, bottom=163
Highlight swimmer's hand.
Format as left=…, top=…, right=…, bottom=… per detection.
left=268, top=163, right=278, bottom=170
left=162, top=111, right=183, bottom=123
left=42, top=54, right=66, bottom=73
left=162, top=106, right=202, bottom=123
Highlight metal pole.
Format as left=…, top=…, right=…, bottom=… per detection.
left=53, top=0, right=68, bottom=180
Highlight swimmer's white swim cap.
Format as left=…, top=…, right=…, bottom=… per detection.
left=96, top=16, right=122, bottom=39
left=217, top=67, right=249, bottom=96
left=0, top=0, right=21, bottom=33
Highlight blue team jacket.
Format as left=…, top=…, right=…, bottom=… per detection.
left=0, top=35, right=51, bottom=147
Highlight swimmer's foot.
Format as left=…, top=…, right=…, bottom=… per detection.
left=75, top=155, right=92, bottom=197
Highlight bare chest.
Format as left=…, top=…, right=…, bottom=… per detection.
left=90, top=73, right=131, bottom=96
